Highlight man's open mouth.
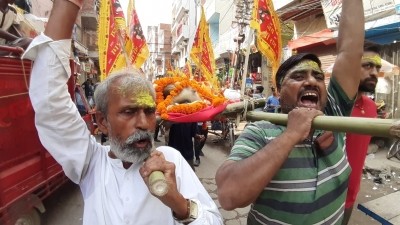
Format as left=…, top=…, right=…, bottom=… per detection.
left=131, top=138, right=151, bottom=149
left=299, top=91, right=319, bottom=108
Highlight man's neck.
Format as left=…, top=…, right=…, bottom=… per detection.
left=108, top=150, right=133, bottom=169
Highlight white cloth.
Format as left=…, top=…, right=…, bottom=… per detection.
left=24, top=33, right=222, bottom=225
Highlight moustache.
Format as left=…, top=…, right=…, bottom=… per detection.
left=125, top=130, right=154, bottom=145
left=365, top=76, right=378, bottom=83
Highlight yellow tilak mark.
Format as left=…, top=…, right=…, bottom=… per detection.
left=293, top=60, right=323, bottom=73
left=133, top=92, right=156, bottom=108
left=362, top=55, right=382, bottom=66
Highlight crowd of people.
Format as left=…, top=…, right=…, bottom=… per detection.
left=22, top=0, right=400, bottom=224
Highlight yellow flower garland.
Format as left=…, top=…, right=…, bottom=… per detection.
left=154, top=77, right=226, bottom=120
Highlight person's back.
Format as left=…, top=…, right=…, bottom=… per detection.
left=168, top=122, right=197, bottom=169
left=264, top=94, right=279, bottom=112
left=264, top=87, right=280, bottom=112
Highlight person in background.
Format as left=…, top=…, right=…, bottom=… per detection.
left=252, top=85, right=265, bottom=99
left=82, top=78, right=93, bottom=97
left=25, top=0, right=222, bottom=224
left=342, top=44, right=381, bottom=225
left=0, top=0, right=31, bottom=49
left=194, top=122, right=208, bottom=167
left=14, top=0, right=31, bottom=13
left=154, top=122, right=161, bottom=142
left=168, top=122, right=198, bottom=171
left=263, top=87, right=280, bottom=112
left=215, top=0, right=364, bottom=224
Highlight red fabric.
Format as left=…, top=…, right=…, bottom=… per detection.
left=167, top=102, right=228, bottom=123
left=345, top=96, right=377, bottom=208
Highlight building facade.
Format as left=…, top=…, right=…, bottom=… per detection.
left=144, top=24, right=172, bottom=79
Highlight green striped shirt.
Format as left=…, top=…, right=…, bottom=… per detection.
left=229, top=77, right=354, bottom=225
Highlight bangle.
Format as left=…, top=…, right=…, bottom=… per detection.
left=173, top=199, right=190, bottom=221
left=67, top=0, right=84, bottom=9
left=173, top=199, right=198, bottom=224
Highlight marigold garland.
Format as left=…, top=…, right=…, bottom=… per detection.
left=154, top=76, right=226, bottom=120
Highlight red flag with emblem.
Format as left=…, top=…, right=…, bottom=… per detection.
left=250, top=0, right=282, bottom=84
left=189, top=7, right=218, bottom=90
left=98, top=0, right=131, bottom=80
left=127, top=0, right=149, bottom=69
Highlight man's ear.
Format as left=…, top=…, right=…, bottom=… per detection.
left=96, top=111, right=109, bottom=135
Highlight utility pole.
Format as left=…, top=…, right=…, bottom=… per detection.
left=230, top=0, right=253, bottom=90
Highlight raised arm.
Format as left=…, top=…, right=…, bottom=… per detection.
left=44, top=0, right=82, bottom=40
left=25, top=0, right=94, bottom=184
left=332, top=0, right=364, bottom=99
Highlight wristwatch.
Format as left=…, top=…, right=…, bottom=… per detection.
left=173, top=199, right=198, bottom=224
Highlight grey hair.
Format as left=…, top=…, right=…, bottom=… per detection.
left=94, top=68, right=156, bottom=116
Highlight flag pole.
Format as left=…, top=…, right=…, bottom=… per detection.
left=240, top=28, right=254, bottom=96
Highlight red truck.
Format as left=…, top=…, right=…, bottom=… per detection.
left=0, top=46, right=96, bottom=225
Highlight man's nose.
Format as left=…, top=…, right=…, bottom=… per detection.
left=305, top=73, right=318, bottom=85
left=370, top=66, right=379, bottom=76
left=136, top=110, right=150, bottom=129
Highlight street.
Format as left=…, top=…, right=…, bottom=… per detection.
left=40, top=125, right=400, bottom=225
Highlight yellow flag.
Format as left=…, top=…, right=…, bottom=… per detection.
left=250, top=0, right=282, bottom=84
left=127, top=0, right=150, bottom=69
left=98, top=0, right=131, bottom=80
left=189, top=7, right=218, bottom=90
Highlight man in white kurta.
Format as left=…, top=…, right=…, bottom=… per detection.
left=24, top=0, right=222, bottom=224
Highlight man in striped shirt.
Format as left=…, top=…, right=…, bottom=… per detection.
left=215, top=0, right=365, bottom=224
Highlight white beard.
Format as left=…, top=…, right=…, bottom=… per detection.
left=109, top=130, right=154, bottom=164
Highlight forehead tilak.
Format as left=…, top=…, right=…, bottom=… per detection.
left=116, top=82, right=155, bottom=108
left=279, top=60, right=323, bottom=84
left=362, top=55, right=382, bottom=66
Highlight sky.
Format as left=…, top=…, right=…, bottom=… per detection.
left=119, top=0, right=173, bottom=37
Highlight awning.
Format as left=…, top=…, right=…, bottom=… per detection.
left=288, top=29, right=336, bottom=50
left=365, top=21, right=400, bottom=45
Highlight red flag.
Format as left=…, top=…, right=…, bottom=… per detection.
left=250, top=0, right=282, bottom=83
left=127, top=0, right=149, bottom=69
left=189, top=7, right=218, bottom=90
left=98, top=0, right=131, bottom=80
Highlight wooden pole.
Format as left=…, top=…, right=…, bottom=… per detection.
left=246, top=111, right=398, bottom=138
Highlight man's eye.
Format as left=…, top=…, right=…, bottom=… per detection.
left=145, top=108, right=156, bottom=114
left=292, top=74, right=304, bottom=80
left=314, top=73, right=325, bottom=80
left=362, top=63, right=373, bottom=69
left=123, top=109, right=137, bottom=114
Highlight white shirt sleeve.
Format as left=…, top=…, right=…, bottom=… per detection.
left=24, top=33, right=96, bottom=184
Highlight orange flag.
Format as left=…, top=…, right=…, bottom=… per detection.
left=250, top=0, right=282, bottom=84
left=98, top=0, right=131, bottom=80
left=127, top=0, right=149, bottom=69
left=189, top=7, right=218, bottom=90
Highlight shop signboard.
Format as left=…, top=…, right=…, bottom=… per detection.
left=321, top=0, right=398, bottom=29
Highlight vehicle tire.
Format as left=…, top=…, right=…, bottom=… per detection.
left=229, top=129, right=234, bottom=147
left=14, top=208, right=40, bottom=225
left=387, top=140, right=400, bottom=159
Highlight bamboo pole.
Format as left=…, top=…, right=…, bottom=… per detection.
left=246, top=111, right=398, bottom=138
